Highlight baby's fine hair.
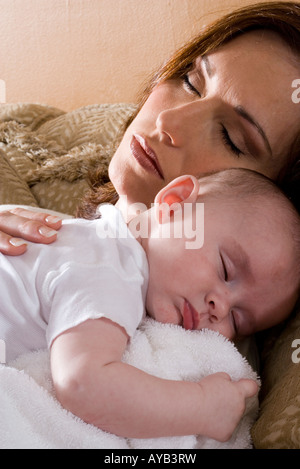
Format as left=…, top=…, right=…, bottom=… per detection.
left=200, top=168, right=298, bottom=202
left=200, top=168, right=300, bottom=288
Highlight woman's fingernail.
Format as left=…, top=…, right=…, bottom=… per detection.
left=9, top=238, right=28, bottom=247
left=39, top=227, right=58, bottom=238
left=45, top=215, right=62, bottom=224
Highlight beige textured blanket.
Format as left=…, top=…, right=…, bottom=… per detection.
left=0, top=102, right=136, bottom=214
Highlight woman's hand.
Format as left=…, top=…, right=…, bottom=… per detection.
left=0, top=207, right=62, bottom=255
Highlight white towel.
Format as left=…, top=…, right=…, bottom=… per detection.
left=0, top=319, right=259, bottom=449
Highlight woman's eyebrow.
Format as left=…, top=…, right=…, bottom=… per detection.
left=202, top=55, right=273, bottom=157
left=234, top=105, right=273, bottom=157
left=202, top=55, right=214, bottom=78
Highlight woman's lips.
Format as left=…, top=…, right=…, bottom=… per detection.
left=130, top=134, right=164, bottom=180
left=183, top=300, right=199, bottom=330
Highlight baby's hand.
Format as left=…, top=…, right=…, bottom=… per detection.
left=197, top=372, right=258, bottom=442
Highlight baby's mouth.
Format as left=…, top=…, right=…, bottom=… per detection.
left=182, top=299, right=199, bottom=330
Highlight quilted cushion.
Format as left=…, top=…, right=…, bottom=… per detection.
left=0, top=102, right=136, bottom=214
left=0, top=148, right=38, bottom=206
left=251, top=305, right=300, bottom=448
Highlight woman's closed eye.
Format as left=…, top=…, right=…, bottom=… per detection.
left=183, top=74, right=202, bottom=97
left=220, top=125, right=243, bottom=157
left=183, top=74, right=244, bottom=158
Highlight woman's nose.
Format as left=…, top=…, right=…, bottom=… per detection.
left=156, top=101, right=208, bottom=147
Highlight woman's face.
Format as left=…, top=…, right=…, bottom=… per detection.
left=109, top=30, right=300, bottom=206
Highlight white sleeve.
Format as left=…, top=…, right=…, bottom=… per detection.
left=45, top=260, right=147, bottom=349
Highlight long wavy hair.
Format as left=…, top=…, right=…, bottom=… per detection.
left=77, top=1, right=300, bottom=219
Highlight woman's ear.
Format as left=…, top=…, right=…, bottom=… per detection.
left=154, top=175, right=200, bottom=224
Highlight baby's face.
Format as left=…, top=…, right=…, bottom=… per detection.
left=143, top=198, right=298, bottom=340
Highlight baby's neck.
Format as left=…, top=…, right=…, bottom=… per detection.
left=115, top=197, right=151, bottom=247
left=115, top=197, right=142, bottom=224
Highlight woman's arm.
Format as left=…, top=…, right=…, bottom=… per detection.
left=51, top=318, right=258, bottom=441
left=0, top=207, right=62, bottom=255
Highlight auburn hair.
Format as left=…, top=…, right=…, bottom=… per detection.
left=77, top=1, right=300, bottom=219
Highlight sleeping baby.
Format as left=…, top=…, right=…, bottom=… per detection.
left=0, top=168, right=299, bottom=442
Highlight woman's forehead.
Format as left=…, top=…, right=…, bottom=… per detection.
left=207, top=29, right=299, bottom=62
left=199, top=31, right=300, bottom=171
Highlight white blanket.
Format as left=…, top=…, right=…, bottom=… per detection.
left=0, top=319, right=259, bottom=449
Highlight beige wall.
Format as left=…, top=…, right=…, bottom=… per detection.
left=0, top=0, right=291, bottom=110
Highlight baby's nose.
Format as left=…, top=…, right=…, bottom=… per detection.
left=208, top=297, right=230, bottom=322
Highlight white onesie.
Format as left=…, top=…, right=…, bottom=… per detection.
left=0, top=205, right=149, bottom=362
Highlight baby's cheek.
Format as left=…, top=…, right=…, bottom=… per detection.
left=145, top=291, right=179, bottom=325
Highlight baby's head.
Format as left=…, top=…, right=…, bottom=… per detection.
left=140, top=168, right=300, bottom=341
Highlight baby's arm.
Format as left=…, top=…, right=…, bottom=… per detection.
left=50, top=318, right=258, bottom=441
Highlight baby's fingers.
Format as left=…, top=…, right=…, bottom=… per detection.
left=236, top=378, right=259, bottom=398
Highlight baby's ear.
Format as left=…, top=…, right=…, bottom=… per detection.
left=154, top=175, right=199, bottom=224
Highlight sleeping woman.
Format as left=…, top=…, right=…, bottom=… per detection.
left=0, top=2, right=299, bottom=252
